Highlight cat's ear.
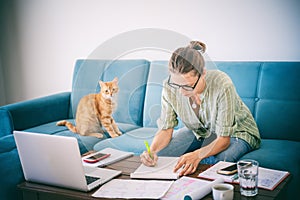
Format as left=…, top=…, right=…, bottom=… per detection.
left=112, top=77, right=118, bottom=83
left=99, top=80, right=104, bottom=87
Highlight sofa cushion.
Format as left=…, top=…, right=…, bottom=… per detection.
left=25, top=121, right=71, bottom=135
left=258, top=62, right=300, bottom=100
left=240, top=139, right=300, bottom=198
left=24, top=120, right=142, bottom=153
left=240, top=139, right=300, bottom=171
left=255, top=62, right=300, bottom=141
left=72, top=59, right=150, bottom=127
left=71, top=59, right=107, bottom=116
left=143, top=61, right=169, bottom=127
left=93, top=127, right=157, bottom=155
left=216, top=62, right=261, bottom=115
left=24, top=121, right=92, bottom=154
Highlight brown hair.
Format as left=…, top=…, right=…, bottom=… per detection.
left=169, top=41, right=206, bottom=75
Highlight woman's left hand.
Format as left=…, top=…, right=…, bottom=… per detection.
left=174, top=151, right=201, bottom=176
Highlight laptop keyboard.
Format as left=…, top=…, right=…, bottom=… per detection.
left=85, top=175, right=100, bottom=185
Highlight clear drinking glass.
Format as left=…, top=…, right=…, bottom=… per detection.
left=237, top=159, right=259, bottom=197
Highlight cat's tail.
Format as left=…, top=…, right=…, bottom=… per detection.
left=56, top=120, right=78, bottom=133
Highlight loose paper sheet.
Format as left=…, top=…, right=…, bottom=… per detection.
left=130, top=157, right=181, bottom=179
left=92, top=179, right=174, bottom=199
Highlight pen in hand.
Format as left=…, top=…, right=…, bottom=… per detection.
left=144, top=140, right=153, bottom=159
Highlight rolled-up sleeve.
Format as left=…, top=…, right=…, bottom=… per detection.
left=215, top=85, right=237, bottom=137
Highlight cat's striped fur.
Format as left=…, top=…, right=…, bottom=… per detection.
left=56, top=77, right=122, bottom=138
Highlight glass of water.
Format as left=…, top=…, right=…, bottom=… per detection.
left=237, top=159, right=259, bottom=196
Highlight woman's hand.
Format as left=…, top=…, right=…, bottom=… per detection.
left=174, top=151, right=201, bottom=176
left=140, top=150, right=158, bottom=167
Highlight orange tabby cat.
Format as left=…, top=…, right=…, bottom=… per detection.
left=56, top=77, right=122, bottom=138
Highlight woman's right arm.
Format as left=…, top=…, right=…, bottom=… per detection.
left=140, top=128, right=173, bottom=166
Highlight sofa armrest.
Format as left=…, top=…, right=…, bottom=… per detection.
left=0, top=92, right=71, bottom=134
left=0, top=108, right=14, bottom=137
left=0, top=134, right=24, bottom=200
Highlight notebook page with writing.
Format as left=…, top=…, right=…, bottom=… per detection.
left=130, top=157, right=181, bottom=179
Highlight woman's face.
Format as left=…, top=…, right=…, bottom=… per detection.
left=169, top=71, right=202, bottom=97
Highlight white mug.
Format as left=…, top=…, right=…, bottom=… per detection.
left=212, top=183, right=234, bottom=200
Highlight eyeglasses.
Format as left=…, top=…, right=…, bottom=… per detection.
left=167, top=75, right=200, bottom=91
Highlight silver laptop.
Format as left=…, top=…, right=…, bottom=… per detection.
left=14, top=131, right=122, bottom=192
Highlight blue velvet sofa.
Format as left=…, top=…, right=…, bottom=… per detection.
left=0, top=59, right=299, bottom=200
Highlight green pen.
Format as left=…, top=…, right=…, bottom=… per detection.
left=144, top=140, right=153, bottom=159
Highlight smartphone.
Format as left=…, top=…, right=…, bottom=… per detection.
left=217, top=164, right=238, bottom=175
left=83, top=152, right=111, bottom=163
left=217, top=162, right=251, bottom=175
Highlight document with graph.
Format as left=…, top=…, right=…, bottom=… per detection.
left=93, top=179, right=174, bottom=199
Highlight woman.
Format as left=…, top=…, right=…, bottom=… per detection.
left=140, top=41, right=261, bottom=176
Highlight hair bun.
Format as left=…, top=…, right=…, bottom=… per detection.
left=188, top=41, right=206, bottom=53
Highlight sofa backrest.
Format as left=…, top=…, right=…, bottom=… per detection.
left=215, top=62, right=260, bottom=115
left=142, top=61, right=168, bottom=127
left=72, top=60, right=300, bottom=141
left=216, top=62, right=300, bottom=141
left=142, top=61, right=184, bottom=129
left=255, top=62, right=300, bottom=141
left=72, top=59, right=150, bottom=127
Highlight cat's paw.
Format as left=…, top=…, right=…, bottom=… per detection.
left=117, top=131, right=122, bottom=136
left=110, top=134, right=118, bottom=138
left=95, top=133, right=104, bottom=138
left=87, top=133, right=104, bottom=138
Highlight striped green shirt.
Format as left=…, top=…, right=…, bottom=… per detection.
left=157, top=70, right=261, bottom=149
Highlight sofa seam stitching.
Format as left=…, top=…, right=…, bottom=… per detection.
left=254, top=62, right=263, bottom=119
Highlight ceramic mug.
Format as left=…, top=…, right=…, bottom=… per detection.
left=212, top=183, right=234, bottom=200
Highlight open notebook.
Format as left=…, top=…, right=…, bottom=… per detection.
left=130, top=157, right=181, bottom=179
left=198, top=161, right=290, bottom=190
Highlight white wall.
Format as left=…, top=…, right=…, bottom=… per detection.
left=2, top=0, right=300, bottom=104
